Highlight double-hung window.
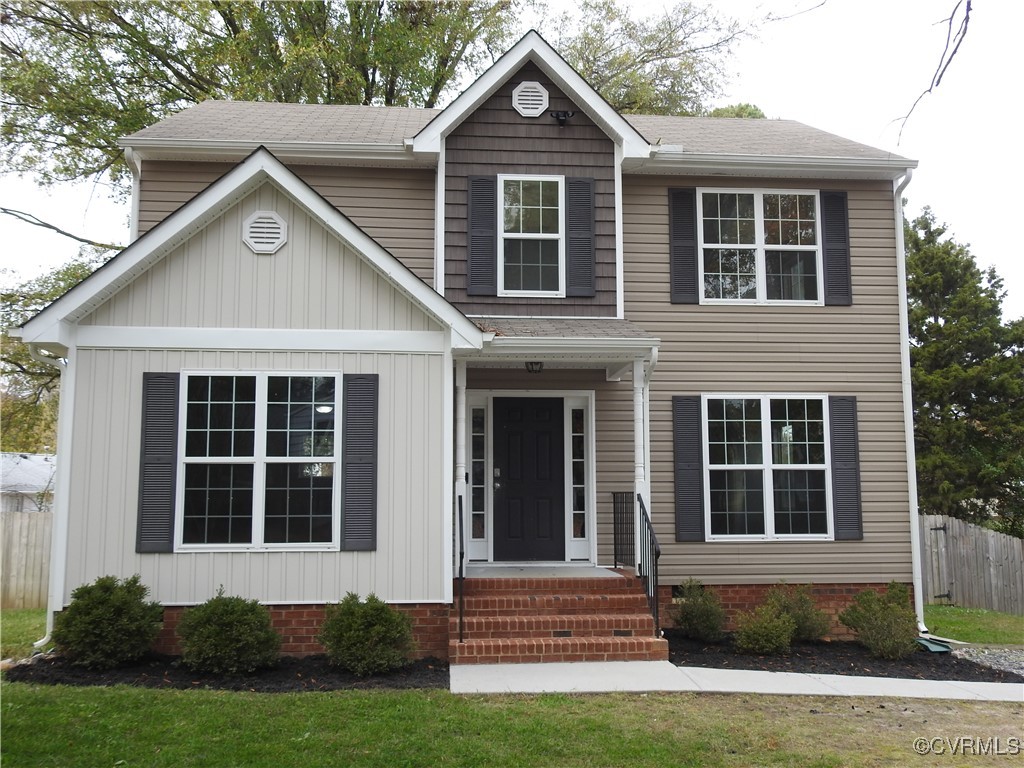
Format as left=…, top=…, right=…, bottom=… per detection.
left=699, top=190, right=822, bottom=304
left=498, top=175, right=565, bottom=297
left=179, top=373, right=339, bottom=549
left=704, top=394, right=831, bottom=539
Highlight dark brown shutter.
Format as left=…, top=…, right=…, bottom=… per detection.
left=829, top=395, right=863, bottom=540
left=669, top=188, right=699, bottom=304
left=566, top=177, right=596, bottom=297
left=342, top=374, right=379, bottom=551
left=467, top=175, right=497, bottom=296
left=821, top=191, right=852, bottom=306
left=137, top=372, right=179, bottom=553
left=673, top=395, right=705, bottom=541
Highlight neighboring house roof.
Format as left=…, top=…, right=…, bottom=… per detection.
left=1, top=453, right=56, bottom=495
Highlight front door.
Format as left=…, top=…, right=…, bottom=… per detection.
left=492, top=397, right=565, bottom=561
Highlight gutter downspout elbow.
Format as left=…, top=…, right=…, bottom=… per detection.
left=893, top=169, right=927, bottom=633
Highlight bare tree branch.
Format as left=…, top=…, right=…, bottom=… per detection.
left=0, top=207, right=124, bottom=251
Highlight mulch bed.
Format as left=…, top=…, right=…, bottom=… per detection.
left=664, top=629, right=1024, bottom=684
left=6, top=636, right=1022, bottom=690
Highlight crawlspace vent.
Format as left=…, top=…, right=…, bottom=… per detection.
left=243, top=211, right=288, bottom=254
left=512, top=81, right=549, bottom=118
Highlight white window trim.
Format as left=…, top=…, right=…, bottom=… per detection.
left=701, top=392, right=834, bottom=542
left=697, top=188, right=824, bottom=306
left=175, top=370, right=342, bottom=552
left=496, top=174, right=566, bottom=298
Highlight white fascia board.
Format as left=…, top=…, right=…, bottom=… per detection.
left=75, top=327, right=448, bottom=353
left=120, top=138, right=426, bottom=167
left=474, top=335, right=660, bottom=361
left=632, top=149, right=919, bottom=180
left=412, top=30, right=650, bottom=160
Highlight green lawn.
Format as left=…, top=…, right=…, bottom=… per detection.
left=925, top=605, right=1024, bottom=644
left=1, top=609, right=46, bottom=660
left=2, top=683, right=1020, bottom=768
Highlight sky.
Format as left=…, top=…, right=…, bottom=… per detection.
left=1, top=0, right=1021, bottom=319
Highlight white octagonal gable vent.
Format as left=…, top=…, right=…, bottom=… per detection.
left=243, top=211, right=288, bottom=254
left=512, top=81, right=549, bottom=118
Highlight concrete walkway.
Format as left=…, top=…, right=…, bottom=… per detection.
left=450, top=661, right=1023, bottom=702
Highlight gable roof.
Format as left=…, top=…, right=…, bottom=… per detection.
left=15, top=147, right=483, bottom=353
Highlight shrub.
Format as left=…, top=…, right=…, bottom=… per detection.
left=763, top=584, right=831, bottom=642
left=52, top=575, right=162, bottom=669
left=839, top=582, right=919, bottom=660
left=734, top=604, right=797, bottom=655
left=177, top=589, right=280, bottom=674
left=673, top=579, right=725, bottom=643
left=319, top=593, right=413, bottom=676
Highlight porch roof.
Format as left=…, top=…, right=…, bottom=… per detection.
left=472, top=317, right=656, bottom=340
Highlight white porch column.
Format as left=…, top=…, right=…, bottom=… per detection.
left=633, top=359, right=648, bottom=572
left=454, top=360, right=468, bottom=559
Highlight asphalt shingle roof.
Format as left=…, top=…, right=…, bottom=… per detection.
left=473, top=317, right=656, bottom=340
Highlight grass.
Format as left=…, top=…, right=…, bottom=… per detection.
left=1, top=609, right=46, bottom=660
left=2, top=683, right=1021, bottom=768
left=924, top=605, right=1024, bottom=645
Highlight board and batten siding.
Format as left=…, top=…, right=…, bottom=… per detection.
left=84, top=184, right=441, bottom=333
left=64, top=348, right=447, bottom=606
left=137, top=161, right=437, bottom=286
left=622, top=175, right=913, bottom=585
left=445, top=62, right=616, bottom=316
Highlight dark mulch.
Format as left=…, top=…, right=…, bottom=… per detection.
left=664, top=628, right=1024, bottom=683
left=4, top=653, right=449, bottom=692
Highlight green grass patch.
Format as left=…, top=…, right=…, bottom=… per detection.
left=2, top=683, right=1020, bottom=768
left=1, top=609, right=46, bottom=660
left=924, top=604, right=1024, bottom=644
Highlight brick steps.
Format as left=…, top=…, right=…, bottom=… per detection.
left=449, top=574, right=665, bottom=664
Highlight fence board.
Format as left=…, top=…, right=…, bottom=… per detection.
left=1, top=510, right=52, bottom=609
left=921, top=514, right=1024, bottom=616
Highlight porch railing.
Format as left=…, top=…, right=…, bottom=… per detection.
left=612, top=491, right=661, bottom=635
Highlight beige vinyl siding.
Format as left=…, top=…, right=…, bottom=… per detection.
left=624, top=175, right=912, bottom=585
left=445, top=62, right=616, bottom=315
left=64, top=348, right=447, bottom=606
left=85, top=184, right=440, bottom=332
left=138, top=161, right=436, bottom=285
left=466, top=368, right=634, bottom=565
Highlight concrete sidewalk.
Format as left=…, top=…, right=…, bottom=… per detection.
left=450, top=661, right=1023, bottom=702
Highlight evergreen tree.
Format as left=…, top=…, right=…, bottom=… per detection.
left=906, top=207, right=1024, bottom=536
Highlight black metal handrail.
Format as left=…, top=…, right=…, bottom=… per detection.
left=612, top=491, right=634, bottom=568
left=636, top=493, right=662, bottom=635
left=457, top=494, right=465, bottom=643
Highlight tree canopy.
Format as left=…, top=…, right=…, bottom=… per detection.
left=906, top=207, right=1024, bottom=536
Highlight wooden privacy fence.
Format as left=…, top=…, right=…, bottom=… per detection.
left=1, top=510, right=52, bottom=609
left=920, top=514, right=1024, bottom=616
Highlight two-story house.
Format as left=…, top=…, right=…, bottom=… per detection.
left=16, top=32, right=921, bottom=663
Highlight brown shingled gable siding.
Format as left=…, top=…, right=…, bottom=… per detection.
left=445, top=62, right=616, bottom=316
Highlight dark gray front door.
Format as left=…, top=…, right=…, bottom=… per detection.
left=493, top=397, right=565, bottom=561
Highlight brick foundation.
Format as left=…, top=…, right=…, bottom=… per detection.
left=153, top=602, right=453, bottom=659
left=656, top=582, right=915, bottom=640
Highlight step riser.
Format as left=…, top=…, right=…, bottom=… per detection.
left=450, top=637, right=669, bottom=664
left=460, top=595, right=650, bottom=616
left=451, top=615, right=655, bottom=640
left=458, top=576, right=645, bottom=596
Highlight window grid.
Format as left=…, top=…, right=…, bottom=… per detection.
left=470, top=407, right=486, bottom=540
left=705, top=395, right=830, bottom=539
left=571, top=408, right=586, bottom=539
left=497, top=175, right=564, bottom=296
left=698, top=190, right=821, bottom=304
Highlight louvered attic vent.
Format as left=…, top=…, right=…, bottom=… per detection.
left=512, top=81, right=549, bottom=117
left=243, top=211, right=287, bottom=254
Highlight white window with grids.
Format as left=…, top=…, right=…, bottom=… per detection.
left=698, top=189, right=823, bottom=304
left=702, top=394, right=833, bottom=540
left=497, top=175, right=565, bottom=297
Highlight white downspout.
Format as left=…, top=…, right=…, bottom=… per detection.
left=893, top=169, right=927, bottom=632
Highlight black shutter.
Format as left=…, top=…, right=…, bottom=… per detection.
left=467, top=175, right=497, bottom=296
left=342, top=374, right=379, bottom=551
left=669, top=188, right=699, bottom=304
left=829, top=395, right=863, bottom=540
left=821, top=191, right=852, bottom=306
left=137, top=373, right=179, bottom=553
left=673, top=395, right=705, bottom=541
left=566, top=177, right=596, bottom=297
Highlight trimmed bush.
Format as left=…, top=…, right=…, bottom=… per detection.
left=839, top=582, right=919, bottom=660
left=319, top=593, right=413, bottom=676
left=734, top=604, right=797, bottom=655
left=673, top=579, right=726, bottom=643
left=763, top=584, right=830, bottom=642
left=52, top=575, right=162, bottom=669
left=177, top=590, right=280, bottom=674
